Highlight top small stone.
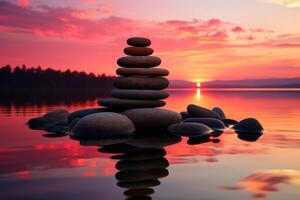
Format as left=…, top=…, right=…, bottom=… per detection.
left=127, top=37, right=151, bottom=47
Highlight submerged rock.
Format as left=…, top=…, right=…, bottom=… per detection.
left=187, top=104, right=221, bottom=119
left=183, top=118, right=226, bottom=131
left=232, top=118, right=264, bottom=133
left=68, top=108, right=113, bottom=122
left=69, top=112, right=135, bottom=139
left=168, top=122, right=213, bottom=137
left=27, top=109, right=69, bottom=131
left=212, top=107, right=226, bottom=118
left=122, top=108, right=181, bottom=130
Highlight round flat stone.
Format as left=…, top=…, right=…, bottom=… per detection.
left=168, top=122, right=213, bottom=137
left=232, top=118, right=264, bottom=133
left=116, top=68, right=169, bottom=77
left=122, top=108, right=182, bottom=130
left=124, top=47, right=154, bottom=56
left=212, top=107, right=226, bottom=118
left=69, top=112, right=135, bottom=139
left=183, top=118, right=226, bottom=131
left=187, top=104, right=221, bottom=119
left=117, top=56, right=161, bottom=68
left=111, top=89, right=169, bottom=100
left=98, top=98, right=165, bottom=109
left=127, top=37, right=151, bottom=47
left=113, top=77, right=169, bottom=90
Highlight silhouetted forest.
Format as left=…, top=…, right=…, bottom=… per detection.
left=0, top=65, right=114, bottom=89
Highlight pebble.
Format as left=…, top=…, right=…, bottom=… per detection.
left=232, top=118, right=264, bottom=133
left=98, top=98, right=165, bottom=109
left=124, top=47, right=154, bottom=56
left=183, top=118, right=226, bottom=131
left=116, top=67, right=169, bottom=77
left=127, top=37, right=151, bottom=47
left=113, top=77, right=169, bottom=90
left=122, top=108, right=182, bottom=130
left=117, top=56, right=161, bottom=68
left=212, top=107, right=226, bottom=118
left=168, top=122, right=213, bottom=137
left=69, top=112, right=135, bottom=138
left=111, top=89, right=169, bottom=100
left=187, top=104, right=221, bottom=119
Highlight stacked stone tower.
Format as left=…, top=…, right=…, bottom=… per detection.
left=98, top=37, right=169, bottom=109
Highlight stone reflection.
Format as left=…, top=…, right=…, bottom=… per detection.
left=74, top=131, right=181, bottom=200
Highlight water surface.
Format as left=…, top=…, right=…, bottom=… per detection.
left=0, top=88, right=300, bottom=200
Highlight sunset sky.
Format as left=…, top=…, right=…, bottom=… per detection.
left=0, top=0, right=300, bottom=82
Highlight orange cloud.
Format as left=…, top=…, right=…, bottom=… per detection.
left=265, top=0, right=300, bottom=7
left=222, top=169, right=300, bottom=198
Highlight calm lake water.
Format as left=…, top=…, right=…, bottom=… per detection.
left=0, top=88, right=300, bottom=200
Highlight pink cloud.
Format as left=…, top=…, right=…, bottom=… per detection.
left=18, top=0, right=29, bottom=8
left=232, top=26, right=245, bottom=32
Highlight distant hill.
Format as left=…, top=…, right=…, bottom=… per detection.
left=169, top=78, right=300, bottom=88
left=201, top=77, right=300, bottom=88
left=169, top=80, right=196, bottom=88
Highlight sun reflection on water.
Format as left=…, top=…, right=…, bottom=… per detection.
left=196, top=88, right=201, bottom=100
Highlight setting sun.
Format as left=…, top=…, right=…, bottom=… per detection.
left=196, top=82, right=201, bottom=88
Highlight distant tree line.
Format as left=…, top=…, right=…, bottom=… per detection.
left=0, top=65, right=114, bottom=89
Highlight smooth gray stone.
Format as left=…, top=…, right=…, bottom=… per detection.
left=232, top=118, right=264, bottom=133
left=180, top=111, right=191, bottom=120
left=68, top=108, right=112, bottom=122
left=115, top=158, right=169, bottom=171
left=116, top=68, right=169, bottom=77
left=124, top=188, right=154, bottom=197
left=117, top=179, right=160, bottom=189
left=127, top=37, right=151, bottom=47
left=69, top=112, right=135, bottom=138
left=27, top=109, right=69, bottom=131
left=117, top=56, right=161, bottom=68
left=168, top=122, right=213, bottom=137
left=212, top=107, right=226, bottom=118
left=122, top=108, right=181, bottom=130
left=124, top=47, right=154, bottom=56
left=183, top=118, right=226, bottom=131
left=113, top=77, right=169, bottom=90
left=111, top=89, right=169, bottom=100
left=98, top=98, right=165, bottom=109
left=187, top=104, right=221, bottom=119
left=116, top=169, right=168, bottom=182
